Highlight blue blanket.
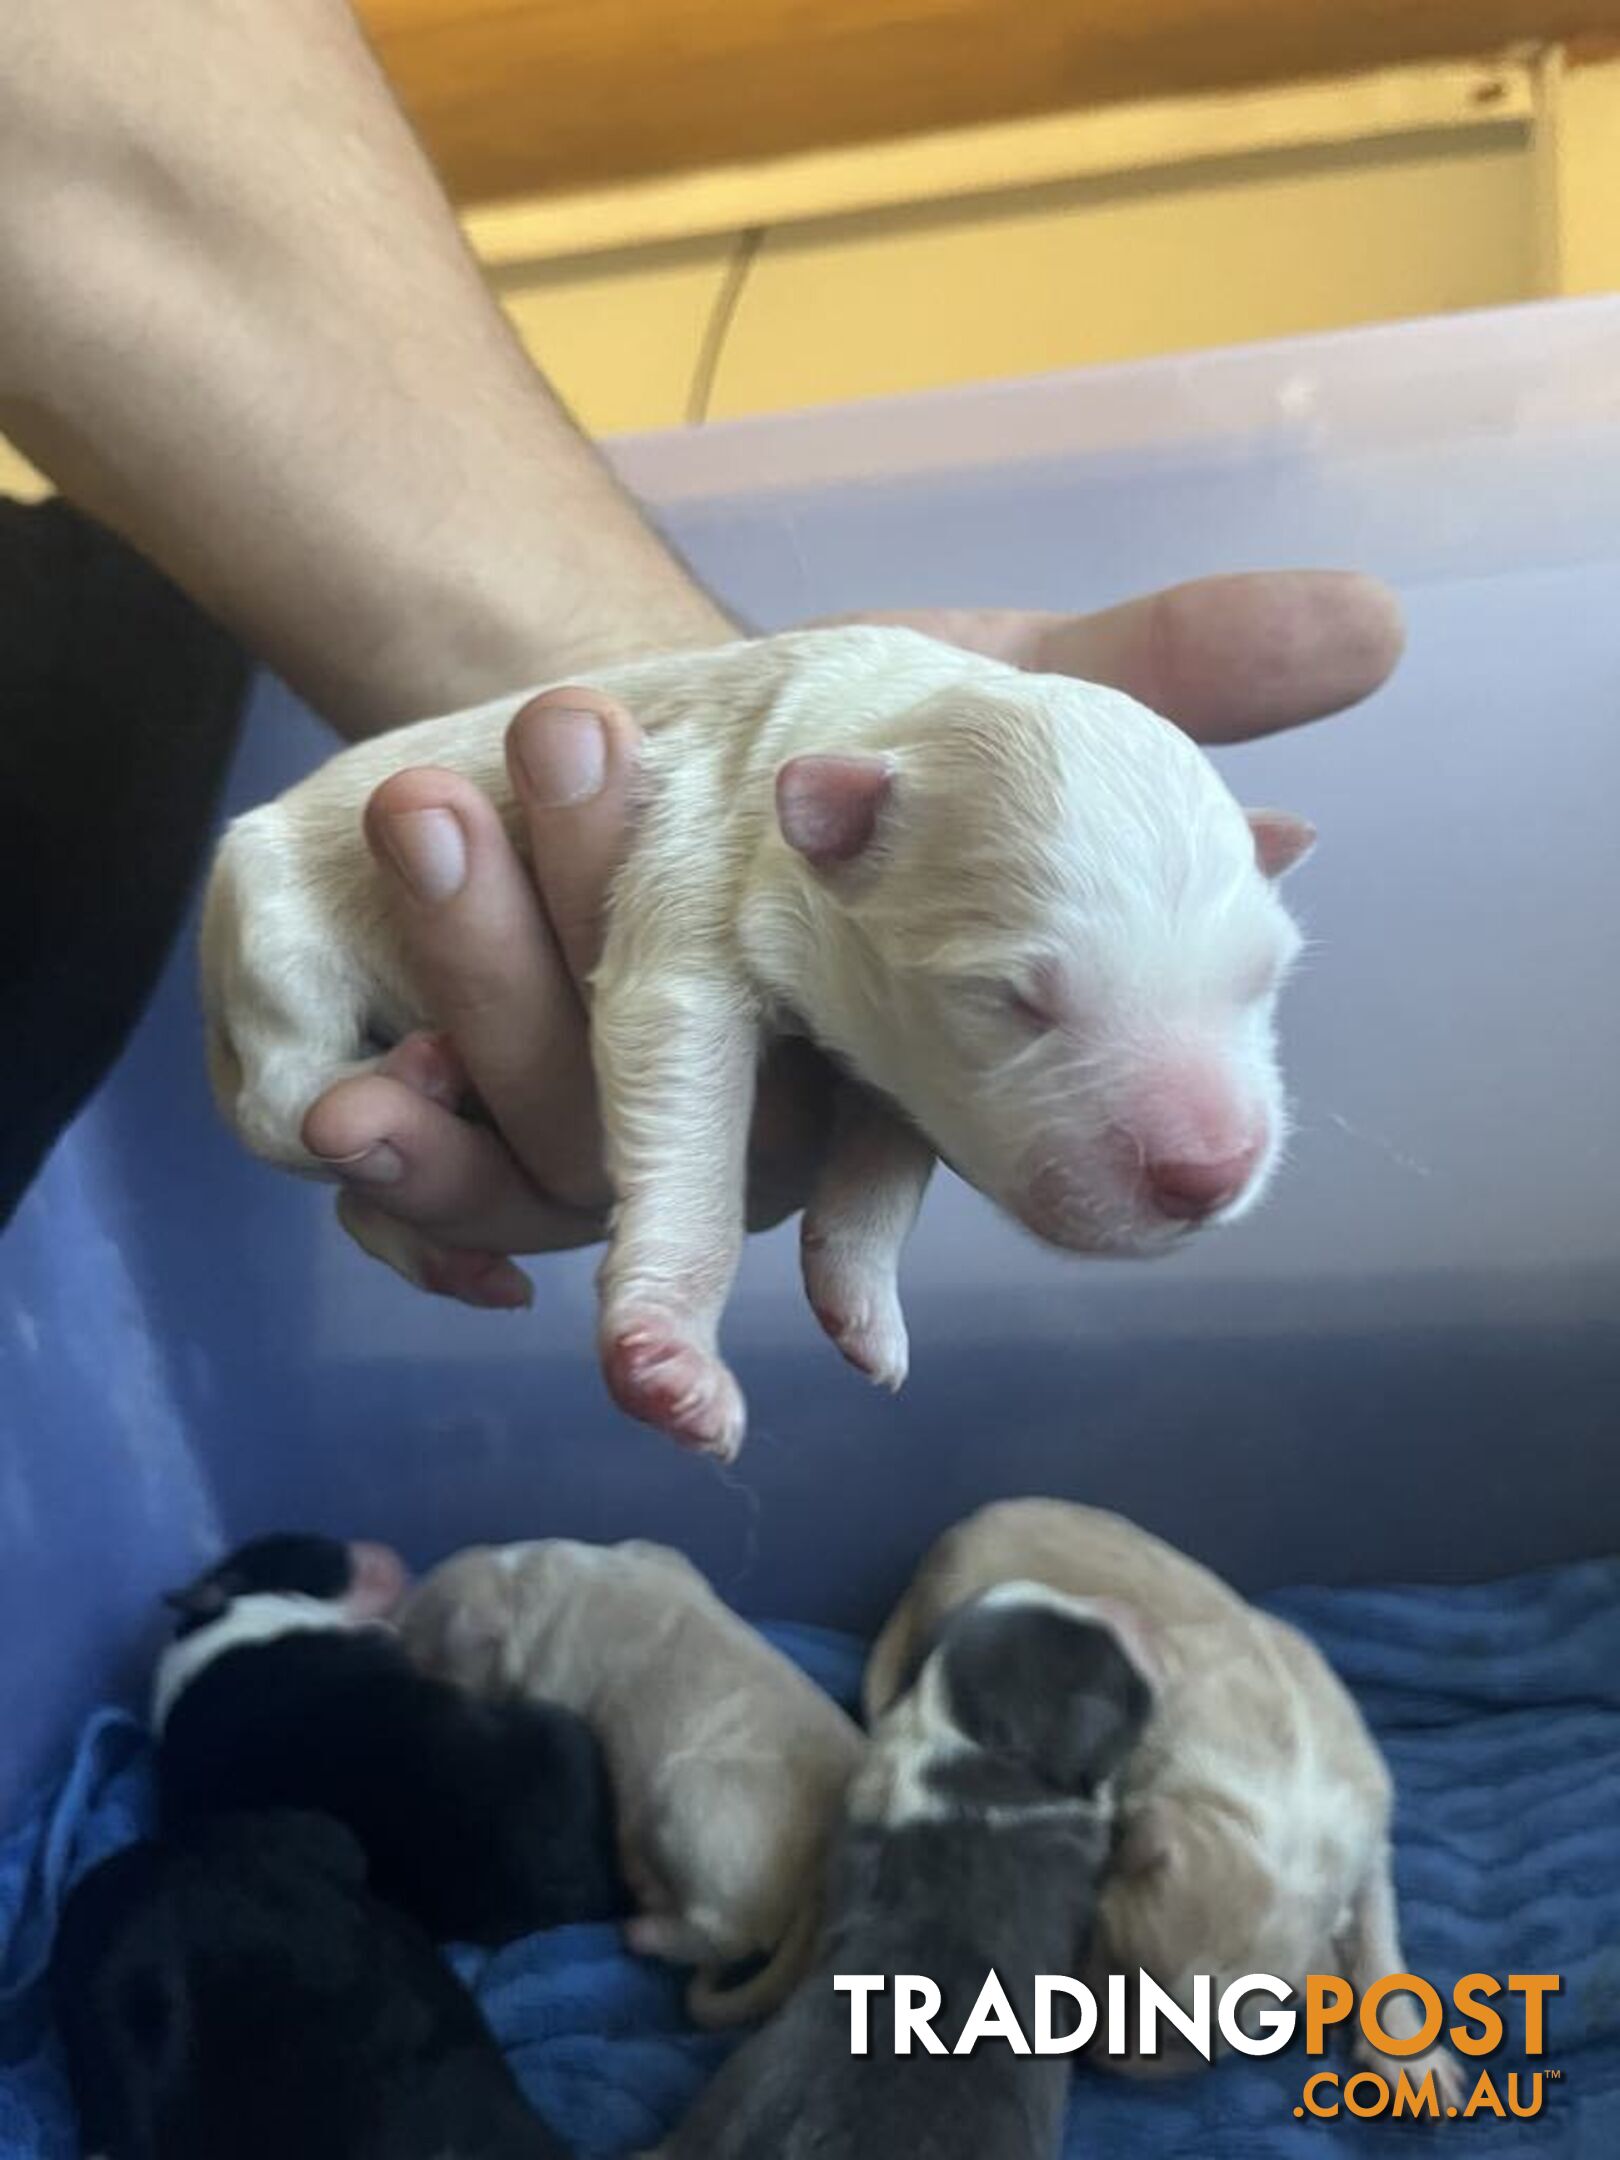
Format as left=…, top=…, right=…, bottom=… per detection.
left=4, top=1567, right=1617, bottom=2158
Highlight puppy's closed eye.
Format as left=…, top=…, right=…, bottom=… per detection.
left=1009, top=957, right=1079, bottom=1034
left=1006, top=985, right=1059, bottom=1034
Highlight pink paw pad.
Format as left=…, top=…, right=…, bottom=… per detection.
left=603, top=1321, right=745, bottom=1459
left=807, top=1281, right=909, bottom=1392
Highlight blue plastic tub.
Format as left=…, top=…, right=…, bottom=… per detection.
left=4, top=297, right=1619, bottom=1836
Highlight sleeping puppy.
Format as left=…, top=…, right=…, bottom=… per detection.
left=52, top=1810, right=568, bottom=2160
left=399, top=1538, right=865, bottom=2026
left=865, top=1499, right=1463, bottom=2096
left=655, top=1585, right=1153, bottom=2159
left=156, top=1534, right=625, bottom=1944
left=203, top=624, right=1314, bottom=1459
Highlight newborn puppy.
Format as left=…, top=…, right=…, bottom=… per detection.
left=400, top=1539, right=865, bottom=2026
left=656, top=1586, right=1153, bottom=2160
left=156, top=1534, right=625, bottom=1944
left=52, top=1810, right=568, bottom=2160
left=866, top=1500, right=1462, bottom=2096
left=203, top=625, right=1314, bottom=1458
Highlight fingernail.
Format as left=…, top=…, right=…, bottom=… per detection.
left=421, top=1251, right=534, bottom=1309
left=382, top=808, right=466, bottom=902
left=512, top=706, right=607, bottom=807
left=322, top=1142, right=405, bottom=1187
left=467, top=1258, right=536, bottom=1311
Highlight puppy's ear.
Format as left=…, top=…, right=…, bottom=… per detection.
left=1246, top=809, right=1316, bottom=880
left=401, top=1574, right=512, bottom=1693
left=445, top=1599, right=510, bottom=1691
left=888, top=1615, right=944, bottom=1715
left=1115, top=1797, right=1180, bottom=1879
left=939, top=1592, right=1154, bottom=1793
left=163, top=1580, right=231, bottom=1626
left=775, top=754, right=895, bottom=872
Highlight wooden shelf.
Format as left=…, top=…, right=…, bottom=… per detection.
left=359, top=0, right=1620, bottom=206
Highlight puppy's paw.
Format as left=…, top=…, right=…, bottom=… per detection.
left=1411, top=2044, right=1470, bottom=2112
left=603, top=1314, right=746, bottom=1460
left=1356, top=2037, right=1469, bottom=2111
left=625, top=1913, right=681, bottom=1958
left=812, top=1292, right=910, bottom=1392
left=625, top=1912, right=717, bottom=1964
left=803, top=1249, right=910, bottom=1392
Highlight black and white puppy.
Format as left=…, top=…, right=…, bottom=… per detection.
left=52, top=1809, right=569, bottom=2160
left=155, top=1534, right=626, bottom=1944
left=658, top=1582, right=1154, bottom=2160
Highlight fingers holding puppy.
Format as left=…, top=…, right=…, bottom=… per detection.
left=308, top=684, right=831, bottom=1303
left=300, top=688, right=632, bottom=1299
left=361, top=683, right=638, bottom=1213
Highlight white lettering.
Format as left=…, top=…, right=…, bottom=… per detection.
left=1219, top=1974, right=1295, bottom=2057
left=833, top=1969, right=1303, bottom=2057
left=954, top=1970, right=1031, bottom=2055
left=894, top=1975, right=946, bottom=2055
left=1107, top=1969, right=1129, bottom=2054
left=1138, top=1972, right=1212, bottom=2061
left=1034, top=1976, right=1098, bottom=2055
left=833, top=1974, right=885, bottom=2055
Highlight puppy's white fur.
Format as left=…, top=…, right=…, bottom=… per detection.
left=398, top=1538, right=864, bottom=2028
left=151, top=1593, right=353, bottom=1734
left=865, top=1501, right=1464, bottom=2101
left=202, top=626, right=1310, bottom=1457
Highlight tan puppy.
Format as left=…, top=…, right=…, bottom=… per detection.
left=865, top=1500, right=1462, bottom=2099
left=399, top=1538, right=864, bottom=2026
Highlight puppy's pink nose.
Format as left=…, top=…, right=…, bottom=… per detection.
left=1145, top=1142, right=1261, bottom=1220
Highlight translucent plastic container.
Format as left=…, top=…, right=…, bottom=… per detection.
left=5, top=297, right=1618, bottom=1828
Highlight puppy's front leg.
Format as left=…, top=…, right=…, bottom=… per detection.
left=595, top=977, right=760, bottom=1459
left=1340, top=1844, right=1467, bottom=2106
left=801, top=1082, right=934, bottom=1391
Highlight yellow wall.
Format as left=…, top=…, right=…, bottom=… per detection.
left=703, top=132, right=1534, bottom=419
left=492, top=241, right=739, bottom=436
left=1540, top=52, right=1620, bottom=296
left=480, top=51, right=1605, bottom=436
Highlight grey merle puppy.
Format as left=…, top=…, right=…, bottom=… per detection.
left=655, top=1582, right=1153, bottom=2160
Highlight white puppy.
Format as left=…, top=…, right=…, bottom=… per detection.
left=865, top=1500, right=1463, bottom=2099
left=398, top=1538, right=865, bottom=2027
left=202, top=626, right=1313, bottom=1457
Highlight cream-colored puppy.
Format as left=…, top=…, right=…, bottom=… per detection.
left=865, top=1500, right=1463, bottom=2099
left=201, top=625, right=1313, bottom=1460
left=399, top=1538, right=864, bottom=2026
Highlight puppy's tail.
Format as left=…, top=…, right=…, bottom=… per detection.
left=685, top=1899, right=820, bottom=2029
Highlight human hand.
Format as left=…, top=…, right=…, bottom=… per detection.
left=304, top=680, right=838, bottom=1305
left=305, top=570, right=1402, bottom=1306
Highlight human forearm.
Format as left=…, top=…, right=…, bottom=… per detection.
left=0, top=0, right=733, bottom=736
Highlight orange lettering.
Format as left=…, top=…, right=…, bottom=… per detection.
left=1465, top=2071, right=1506, bottom=2119
left=1306, top=1974, right=1355, bottom=2053
left=1450, top=1974, right=1503, bottom=2056
left=1391, top=2070, right=1442, bottom=2119
left=1359, top=1973, right=1442, bottom=2057
left=1344, top=2072, right=1389, bottom=2119
left=1301, top=2072, right=1341, bottom=2119
left=1508, top=1976, right=1561, bottom=2053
